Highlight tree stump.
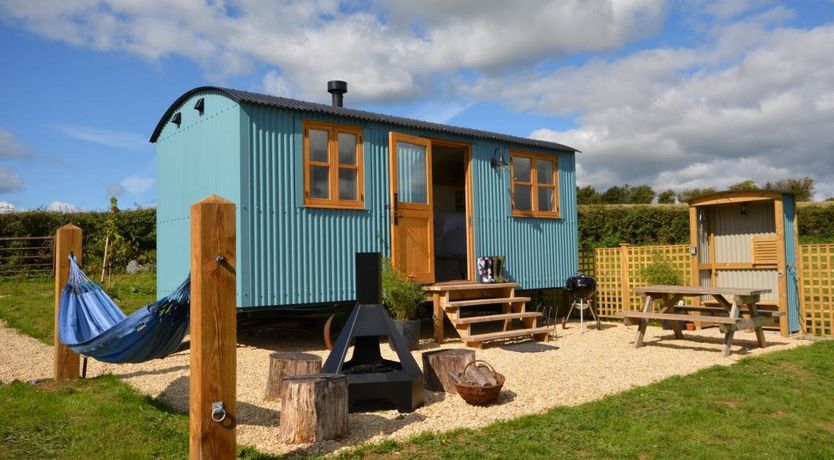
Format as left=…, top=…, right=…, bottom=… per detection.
left=264, top=352, right=322, bottom=401
left=278, top=374, right=348, bottom=444
left=422, top=349, right=475, bottom=393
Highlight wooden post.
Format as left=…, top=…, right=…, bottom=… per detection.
left=619, top=244, right=631, bottom=313
left=190, top=195, right=236, bottom=460
left=432, top=292, right=444, bottom=344
left=54, top=224, right=82, bottom=381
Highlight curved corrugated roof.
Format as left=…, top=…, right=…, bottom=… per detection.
left=149, top=86, right=578, bottom=153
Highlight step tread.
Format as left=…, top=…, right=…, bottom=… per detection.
left=463, top=326, right=553, bottom=343
left=444, top=296, right=531, bottom=309
left=452, top=312, right=542, bottom=325
left=423, top=282, right=518, bottom=292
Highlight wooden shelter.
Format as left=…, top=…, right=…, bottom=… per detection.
left=688, top=191, right=802, bottom=336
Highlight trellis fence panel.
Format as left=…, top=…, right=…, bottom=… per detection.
left=583, top=242, right=834, bottom=336
left=799, top=244, right=834, bottom=336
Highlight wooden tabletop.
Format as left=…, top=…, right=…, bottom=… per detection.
left=634, top=285, right=772, bottom=296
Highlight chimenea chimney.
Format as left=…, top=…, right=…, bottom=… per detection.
left=327, top=80, right=347, bottom=107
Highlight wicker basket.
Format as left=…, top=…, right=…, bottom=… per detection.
left=453, top=360, right=505, bottom=406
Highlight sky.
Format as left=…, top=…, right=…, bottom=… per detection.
left=1, top=0, right=833, bottom=212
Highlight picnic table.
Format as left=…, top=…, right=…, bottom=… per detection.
left=623, top=285, right=774, bottom=357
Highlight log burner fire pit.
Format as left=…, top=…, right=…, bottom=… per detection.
left=321, top=253, right=424, bottom=413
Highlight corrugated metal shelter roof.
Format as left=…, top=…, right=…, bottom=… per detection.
left=149, top=86, right=578, bottom=153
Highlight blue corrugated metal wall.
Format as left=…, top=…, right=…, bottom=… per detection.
left=155, top=92, right=242, bottom=298
left=238, top=107, right=389, bottom=307
left=156, top=89, right=578, bottom=308
left=471, top=141, right=578, bottom=289
left=783, top=194, right=801, bottom=333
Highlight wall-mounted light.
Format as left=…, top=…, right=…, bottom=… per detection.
left=172, top=112, right=182, bottom=127
left=491, top=147, right=508, bottom=169
left=194, top=98, right=205, bottom=115
left=740, top=204, right=747, bottom=216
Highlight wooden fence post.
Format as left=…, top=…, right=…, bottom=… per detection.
left=619, top=244, right=631, bottom=312
left=190, top=195, right=236, bottom=460
left=54, top=224, right=81, bottom=381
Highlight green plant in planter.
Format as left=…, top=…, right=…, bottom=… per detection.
left=639, top=252, right=684, bottom=286
left=381, top=258, right=425, bottom=320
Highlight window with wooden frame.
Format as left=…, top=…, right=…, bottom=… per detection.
left=303, top=121, right=364, bottom=209
left=510, top=151, right=559, bottom=218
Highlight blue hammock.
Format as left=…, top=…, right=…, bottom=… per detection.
left=58, top=257, right=190, bottom=363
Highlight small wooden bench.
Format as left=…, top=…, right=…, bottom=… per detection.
left=672, top=305, right=784, bottom=317
left=621, top=311, right=738, bottom=325
left=626, top=285, right=772, bottom=357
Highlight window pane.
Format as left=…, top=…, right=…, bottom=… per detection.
left=309, top=129, right=329, bottom=162
left=339, top=169, right=357, bottom=200
left=514, top=185, right=532, bottom=211
left=538, top=188, right=554, bottom=212
left=537, top=159, right=554, bottom=185
left=513, top=157, right=531, bottom=182
left=310, top=166, right=329, bottom=199
left=338, top=132, right=357, bottom=165
left=396, top=141, right=427, bottom=204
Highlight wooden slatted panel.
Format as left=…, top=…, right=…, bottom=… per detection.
left=578, top=250, right=595, bottom=277
left=593, top=247, right=622, bottom=317
left=800, top=244, right=834, bottom=336
left=751, top=236, right=779, bottom=265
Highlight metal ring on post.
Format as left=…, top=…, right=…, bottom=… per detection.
left=211, top=401, right=227, bottom=423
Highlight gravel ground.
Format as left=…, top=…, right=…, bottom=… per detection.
left=0, top=319, right=804, bottom=457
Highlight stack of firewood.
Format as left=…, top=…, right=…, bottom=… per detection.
left=448, top=363, right=498, bottom=386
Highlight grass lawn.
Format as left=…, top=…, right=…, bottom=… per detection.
left=335, top=340, right=834, bottom=460
left=2, top=273, right=832, bottom=459
left=0, top=342, right=831, bottom=459
left=0, top=272, right=155, bottom=344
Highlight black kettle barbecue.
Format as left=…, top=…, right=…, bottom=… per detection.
left=564, top=273, right=600, bottom=332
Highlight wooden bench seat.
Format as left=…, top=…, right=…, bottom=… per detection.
left=673, top=305, right=784, bottom=317
left=621, top=311, right=738, bottom=325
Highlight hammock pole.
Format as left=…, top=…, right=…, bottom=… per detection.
left=54, top=224, right=82, bottom=381
left=189, top=195, right=236, bottom=460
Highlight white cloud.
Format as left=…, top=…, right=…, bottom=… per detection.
left=46, top=201, right=82, bottom=213
left=0, top=0, right=666, bottom=102
left=262, top=71, right=293, bottom=98
left=0, top=166, right=23, bottom=194
left=0, top=201, right=15, bottom=213
left=54, top=124, right=150, bottom=151
left=524, top=22, right=834, bottom=199
left=0, top=128, right=25, bottom=158
left=120, top=175, right=153, bottom=195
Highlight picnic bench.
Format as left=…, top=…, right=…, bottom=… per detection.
left=622, top=285, right=775, bottom=357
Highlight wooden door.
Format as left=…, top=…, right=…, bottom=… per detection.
left=389, top=132, right=434, bottom=283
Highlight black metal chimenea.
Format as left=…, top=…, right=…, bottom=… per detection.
left=321, top=252, right=424, bottom=413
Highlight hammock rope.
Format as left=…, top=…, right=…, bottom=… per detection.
left=58, top=256, right=190, bottom=364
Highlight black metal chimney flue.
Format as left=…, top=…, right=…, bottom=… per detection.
left=327, top=80, right=347, bottom=107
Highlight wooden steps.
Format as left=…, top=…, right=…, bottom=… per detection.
left=424, top=281, right=552, bottom=348
left=463, top=327, right=553, bottom=348
left=452, top=312, right=541, bottom=325
left=444, top=296, right=531, bottom=310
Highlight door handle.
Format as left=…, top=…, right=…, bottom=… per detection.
left=393, top=193, right=399, bottom=225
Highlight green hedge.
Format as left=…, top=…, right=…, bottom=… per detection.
left=578, top=203, right=834, bottom=249
left=578, top=205, right=689, bottom=249
left=0, top=209, right=156, bottom=274
left=2, top=202, right=832, bottom=271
